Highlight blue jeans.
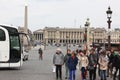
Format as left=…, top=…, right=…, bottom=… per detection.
left=81, top=67, right=87, bottom=80
left=69, top=70, right=76, bottom=80
left=100, top=70, right=107, bottom=80
left=65, top=65, right=69, bottom=78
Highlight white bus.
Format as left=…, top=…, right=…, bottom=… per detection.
left=0, top=25, right=28, bottom=68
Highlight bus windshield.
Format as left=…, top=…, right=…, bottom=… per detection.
left=9, top=34, right=21, bottom=62
left=10, top=35, right=20, bottom=51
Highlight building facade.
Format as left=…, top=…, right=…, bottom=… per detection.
left=33, top=29, right=44, bottom=44
left=111, top=28, right=120, bottom=44
left=90, top=28, right=107, bottom=44
left=33, top=27, right=109, bottom=46
left=44, top=27, right=84, bottom=45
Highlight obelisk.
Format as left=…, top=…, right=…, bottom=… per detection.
left=23, top=0, right=28, bottom=46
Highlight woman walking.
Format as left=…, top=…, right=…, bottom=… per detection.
left=78, top=50, right=88, bottom=80
left=68, top=51, right=78, bottom=80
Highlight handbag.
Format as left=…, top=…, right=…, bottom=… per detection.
left=52, top=65, right=56, bottom=72
left=87, top=65, right=94, bottom=70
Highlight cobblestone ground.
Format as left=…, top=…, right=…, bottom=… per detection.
left=0, top=45, right=115, bottom=80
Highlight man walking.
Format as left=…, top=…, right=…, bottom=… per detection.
left=38, top=48, right=43, bottom=60
left=113, top=49, right=120, bottom=80
left=88, top=48, right=98, bottom=80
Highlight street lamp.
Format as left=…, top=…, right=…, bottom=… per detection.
left=66, top=36, right=69, bottom=52
left=44, top=39, right=46, bottom=50
left=106, top=6, right=112, bottom=50
left=91, top=32, right=94, bottom=47
left=119, top=35, right=120, bottom=49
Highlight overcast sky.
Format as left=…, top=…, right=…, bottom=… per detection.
left=0, top=0, right=120, bottom=31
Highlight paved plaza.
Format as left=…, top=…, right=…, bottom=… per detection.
left=0, top=45, right=114, bottom=80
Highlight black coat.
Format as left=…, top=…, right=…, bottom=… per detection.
left=113, top=55, right=120, bottom=68
left=88, top=54, right=98, bottom=70
left=108, top=53, right=114, bottom=64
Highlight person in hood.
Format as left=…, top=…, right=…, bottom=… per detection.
left=98, top=50, right=109, bottom=80
left=53, top=48, right=64, bottom=80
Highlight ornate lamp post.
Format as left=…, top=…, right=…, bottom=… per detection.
left=84, top=25, right=87, bottom=43
left=66, top=36, right=69, bottom=52
left=84, top=18, right=90, bottom=50
left=106, top=7, right=112, bottom=50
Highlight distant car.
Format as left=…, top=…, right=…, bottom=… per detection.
left=78, top=45, right=81, bottom=47
left=22, top=47, right=29, bottom=61
left=63, top=43, right=66, bottom=46
left=73, top=44, right=76, bottom=46
left=55, top=43, right=61, bottom=47
left=23, top=51, right=29, bottom=61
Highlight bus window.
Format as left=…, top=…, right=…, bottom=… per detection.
left=0, top=29, right=6, bottom=41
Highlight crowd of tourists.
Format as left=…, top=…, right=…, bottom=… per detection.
left=53, top=47, right=120, bottom=80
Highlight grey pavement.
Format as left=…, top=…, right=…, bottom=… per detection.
left=0, top=46, right=114, bottom=80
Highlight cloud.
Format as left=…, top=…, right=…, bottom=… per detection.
left=0, top=0, right=120, bottom=31
left=27, top=0, right=120, bottom=31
